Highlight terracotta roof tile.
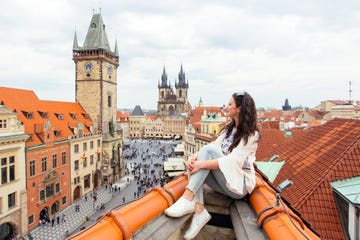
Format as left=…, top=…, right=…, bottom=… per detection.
left=263, top=118, right=360, bottom=240
left=0, top=86, right=93, bottom=146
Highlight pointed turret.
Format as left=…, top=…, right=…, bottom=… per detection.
left=114, top=40, right=119, bottom=56
left=73, top=31, right=79, bottom=50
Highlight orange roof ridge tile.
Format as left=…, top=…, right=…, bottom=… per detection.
left=68, top=172, right=320, bottom=240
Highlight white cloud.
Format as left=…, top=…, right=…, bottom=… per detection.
left=1, top=0, right=360, bottom=110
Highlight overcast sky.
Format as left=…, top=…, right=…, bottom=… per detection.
left=1, top=0, right=360, bottom=110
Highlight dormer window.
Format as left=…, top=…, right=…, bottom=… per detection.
left=26, top=135, right=33, bottom=142
left=22, top=111, right=34, bottom=119
left=70, top=113, right=77, bottom=120
left=54, top=130, right=62, bottom=137
left=55, top=113, right=64, bottom=120
left=82, top=113, right=90, bottom=119
left=38, top=111, right=48, bottom=119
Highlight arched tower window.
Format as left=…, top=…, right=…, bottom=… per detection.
left=108, top=96, right=112, bottom=107
left=179, top=90, right=182, bottom=97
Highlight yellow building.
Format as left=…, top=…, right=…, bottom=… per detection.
left=129, top=105, right=146, bottom=138
left=0, top=103, right=28, bottom=239
left=163, top=115, right=187, bottom=138
left=144, top=117, right=163, bottom=138
left=69, top=131, right=102, bottom=202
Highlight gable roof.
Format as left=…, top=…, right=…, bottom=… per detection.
left=0, top=86, right=93, bottom=147
left=263, top=118, right=360, bottom=240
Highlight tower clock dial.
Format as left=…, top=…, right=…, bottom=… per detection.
left=84, top=62, right=93, bottom=73
left=107, top=65, right=113, bottom=75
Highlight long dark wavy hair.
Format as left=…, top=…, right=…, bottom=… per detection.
left=222, top=91, right=259, bottom=152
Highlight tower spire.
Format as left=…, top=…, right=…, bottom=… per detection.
left=72, top=30, right=79, bottom=50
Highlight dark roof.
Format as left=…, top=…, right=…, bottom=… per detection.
left=131, top=105, right=144, bottom=116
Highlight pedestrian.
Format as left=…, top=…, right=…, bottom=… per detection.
left=51, top=217, right=55, bottom=227
left=61, top=213, right=66, bottom=222
left=164, top=91, right=260, bottom=240
left=122, top=196, right=125, bottom=203
left=57, top=215, right=60, bottom=224
left=85, top=194, right=88, bottom=201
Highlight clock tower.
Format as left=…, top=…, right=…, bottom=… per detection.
left=72, top=11, right=123, bottom=183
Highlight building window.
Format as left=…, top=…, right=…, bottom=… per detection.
left=30, top=160, right=35, bottom=176
left=70, top=113, right=77, bottom=120
left=74, top=144, right=79, bottom=153
left=90, top=155, right=94, bottom=165
left=8, top=192, right=15, bottom=208
left=97, top=139, right=101, bottom=147
left=83, top=157, right=87, bottom=168
left=28, top=215, right=34, bottom=224
left=55, top=183, right=60, bottom=193
left=83, top=142, right=87, bottom=151
left=108, top=95, right=112, bottom=107
left=0, top=119, right=7, bottom=128
left=1, top=158, right=7, bottom=185
left=52, top=154, right=57, bottom=168
left=61, top=152, right=66, bottom=165
left=74, top=177, right=80, bottom=184
left=55, top=113, right=64, bottom=120
left=62, top=196, right=66, bottom=205
left=41, top=157, right=47, bottom=172
left=90, top=141, right=94, bottom=149
left=46, top=184, right=54, bottom=198
left=0, top=156, right=15, bottom=184
left=40, top=190, right=45, bottom=201
left=74, top=160, right=79, bottom=171
left=9, top=165, right=14, bottom=182
left=84, top=174, right=91, bottom=189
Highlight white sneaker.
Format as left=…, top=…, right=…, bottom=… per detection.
left=184, top=209, right=211, bottom=240
left=164, top=197, right=195, bottom=217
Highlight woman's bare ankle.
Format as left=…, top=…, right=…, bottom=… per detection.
left=182, top=189, right=194, bottom=201
left=194, top=203, right=204, bottom=214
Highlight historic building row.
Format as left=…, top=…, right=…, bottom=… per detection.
left=0, top=11, right=124, bottom=239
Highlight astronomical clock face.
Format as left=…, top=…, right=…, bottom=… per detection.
left=107, top=65, right=113, bottom=75
left=84, top=62, right=93, bottom=73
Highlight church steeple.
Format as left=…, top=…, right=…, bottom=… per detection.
left=160, top=66, right=168, bottom=87
left=176, top=64, right=188, bottom=88
left=178, top=64, right=185, bottom=85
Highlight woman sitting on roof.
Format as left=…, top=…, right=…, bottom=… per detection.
left=164, top=91, right=260, bottom=240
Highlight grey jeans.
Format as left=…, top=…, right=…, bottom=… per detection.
left=186, top=144, right=247, bottom=204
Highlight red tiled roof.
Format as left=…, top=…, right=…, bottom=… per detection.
left=146, top=114, right=157, bottom=121
left=117, top=111, right=129, bottom=122
left=0, top=86, right=93, bottom=146
left=256, top=128, right=288, bottom=161
left=328, top=100, right=347, bottom=105
left=188, top=106, right=224, bottom=132
left=265, top=118, right=360, bottom=240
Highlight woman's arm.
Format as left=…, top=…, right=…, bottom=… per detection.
left=188, top=159, right=219, bottom=174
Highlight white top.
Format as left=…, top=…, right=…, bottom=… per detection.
left=210, top=130, right=259, bottom=195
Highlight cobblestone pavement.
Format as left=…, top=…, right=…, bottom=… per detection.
left=24, top=176, right=132, bottom=240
